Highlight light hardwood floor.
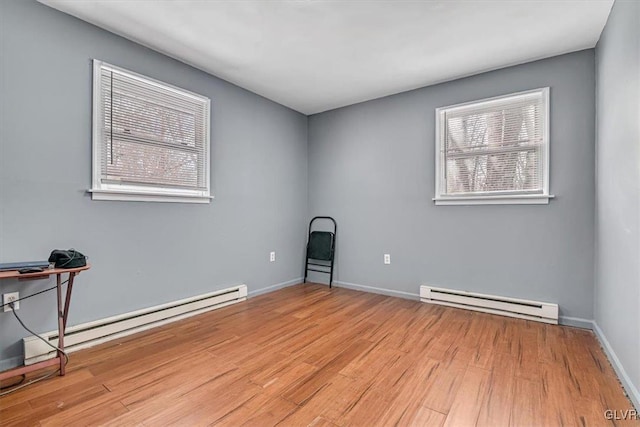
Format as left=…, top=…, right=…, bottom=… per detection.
left=0, top=283, right=637, bottom=426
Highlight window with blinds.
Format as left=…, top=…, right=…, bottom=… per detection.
left=434, top=88, right=551, bottom=205
left=91, top=60, right=211, bottom=203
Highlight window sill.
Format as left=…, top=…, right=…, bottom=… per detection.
left=88, top=189, right=213, bottom=204
left=433, top=194, right=554, bottom=206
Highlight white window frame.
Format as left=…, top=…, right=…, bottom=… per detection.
left=90, top=60, right=212, bottom=203
left=433, top=88, right=553, bottom=206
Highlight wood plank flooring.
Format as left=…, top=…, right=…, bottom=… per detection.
left=0, top=283, right=637, bottom=426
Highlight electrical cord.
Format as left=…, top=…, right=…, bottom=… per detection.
left=0, top=374, right=25, bottom=391
left=0, top=301, right=69, bottom=396
left=0, top=281, right=63, bottom=391
left=0, top=279, right=68, bottom=311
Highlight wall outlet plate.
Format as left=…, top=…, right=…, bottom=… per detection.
left=270, top=251, right=276, bottom=262
left=384, top=254, right=391, bottom=265
left=3, top=292, right=19, bottom=312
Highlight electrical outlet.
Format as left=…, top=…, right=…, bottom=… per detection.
left=3, top=292, right=19, bottom=312
left=384, top=254, right=391, bottom=265
left=270, top=251, right=276, bottom=262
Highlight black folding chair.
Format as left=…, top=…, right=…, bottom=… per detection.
left=303, top=216, right=337, bottom=287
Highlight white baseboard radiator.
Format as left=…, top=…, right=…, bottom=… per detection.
left=420, top=285, right=558, bottom=324
left=24, top=285, right=247, bottom=365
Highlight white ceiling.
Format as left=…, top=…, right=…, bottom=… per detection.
left=40, top=0, right=613, bottom=115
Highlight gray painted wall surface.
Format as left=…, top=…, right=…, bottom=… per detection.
left=595, top=0, right=640, bottom=407
left=0, top=0, right=308, bottom=368
left=308, top=51, right=596, bottom=321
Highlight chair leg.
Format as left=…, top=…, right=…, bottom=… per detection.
left=303, top=248, right=309, bottom=283
left=329, top=259, right=334, bottom=288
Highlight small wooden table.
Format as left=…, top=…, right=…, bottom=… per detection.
left=0, top=265, right=90, bottom=382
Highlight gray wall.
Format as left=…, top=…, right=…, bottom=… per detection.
left=0, top=0, right=308, bottom=368
left=308, top=51, right=596, bottom=323
left=595, top=0, right=640, bottom=408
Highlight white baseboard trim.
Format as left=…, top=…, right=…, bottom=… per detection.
left=558, top=316, right=594, bottom=329
left=249, top=277, right=302, bottom=298
left=593, top=322, right=640, bottom=411
left=333, top=280, right=420, bottom=301
left=0, top=356, right=22, bottom=372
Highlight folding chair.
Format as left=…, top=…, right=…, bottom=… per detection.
left=303, top=216, right=337, bottom=287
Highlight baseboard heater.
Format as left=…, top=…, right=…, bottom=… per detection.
left=23, top=284, right=247, bottom=365
left=420, top=285, right=558, bottom=324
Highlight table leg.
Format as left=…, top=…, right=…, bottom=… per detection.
left=56, top=273, right=65, bottom=376
left=63, top=273, right=76, bottom=331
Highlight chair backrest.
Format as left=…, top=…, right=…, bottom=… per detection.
left=307, top=231, right=334, bottom=261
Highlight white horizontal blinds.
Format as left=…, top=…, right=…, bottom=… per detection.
left=100, top=66, right=208, bottom=190
left=444, top=91, right=545, bottom=195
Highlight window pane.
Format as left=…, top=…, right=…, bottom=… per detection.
left=111, top=91, right=197, bottom=148
left=445, top=149, right=541, bottom=194
left=446, top=104, right=541, bottom=152
left=106, top=137, right=201, bottom=189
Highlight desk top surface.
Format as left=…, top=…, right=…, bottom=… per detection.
left=0, top=264, right=91, bottom=280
